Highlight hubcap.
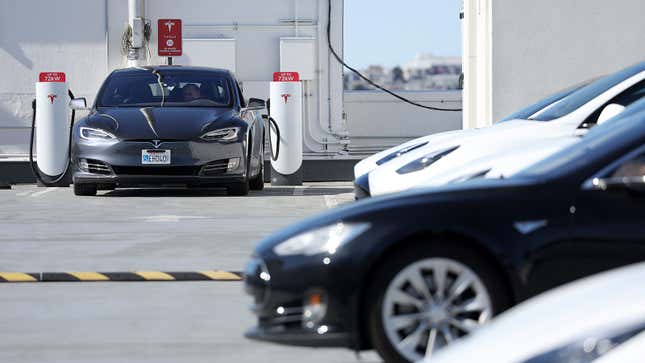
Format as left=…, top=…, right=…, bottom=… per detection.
left=382, top=258, right=493, bottom=362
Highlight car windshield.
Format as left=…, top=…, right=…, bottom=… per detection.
left=529, top=62, right=645, bottom=121
left=497, top=81, right=591, bottom=123
left=97, top=71, right=233, bottom=108
left=515, top=106, right=645, bottom=178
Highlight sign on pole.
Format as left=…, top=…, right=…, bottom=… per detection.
left=158, top=19, right=182, bottom=57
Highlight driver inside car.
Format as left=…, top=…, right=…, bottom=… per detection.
left=182, top=84, right=201, bottom=101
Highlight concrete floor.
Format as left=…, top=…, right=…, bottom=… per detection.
left=0, top=184, right=381, bottom=363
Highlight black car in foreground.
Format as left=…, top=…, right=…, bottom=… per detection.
left=70, top=66, right=265, bottom=196
left=244, top=102, right=645, bottom=362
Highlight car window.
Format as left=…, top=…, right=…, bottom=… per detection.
left=97, top=71, right=233, bottom=108
left=236, top=81, right=246, bottom=108
left=610, top=153, right=645, bottom=178
left=578, top=80, right=645, bottom=128
left=497, top=81, right=590, bottom=123
left=529, top=62, right=645, bottom=121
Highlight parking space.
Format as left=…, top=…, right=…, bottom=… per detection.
left=0, top=183, right=381, bottom=363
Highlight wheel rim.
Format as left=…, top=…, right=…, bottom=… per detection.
left=381, top=258, right=493, bottom=362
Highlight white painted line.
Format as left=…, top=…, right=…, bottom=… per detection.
left=293, top=186, right=308, bottom=196
left=134, top=215, right=209, bottom=223
left=324, top=195, right=338, bottom=209
left=30, top=188, right=59, bottom=197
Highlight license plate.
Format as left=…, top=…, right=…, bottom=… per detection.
left=142, top=150, right=171, bottom=165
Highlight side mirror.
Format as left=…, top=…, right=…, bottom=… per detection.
left=597, top=103, right=625, bottom=125
left=69, top=97, right=88, bottom=110
left=590, top=176, right=645, bottom=193
left=247, top=98, right=266, bottom=111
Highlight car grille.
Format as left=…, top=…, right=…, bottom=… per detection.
left=111, top=166, right=200, bottom=176
left=200, top=159, right=229, bottom=176
left=83, top=159, right=113, bottom=175
left=261, top=302, right=304, bottom=328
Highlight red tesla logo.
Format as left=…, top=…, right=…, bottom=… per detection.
left=47, top=94, right=57, bottom=104
left=281, top=94, right=291, bottom=104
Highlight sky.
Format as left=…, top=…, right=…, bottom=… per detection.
left=344, top=0, right=462, bottom=69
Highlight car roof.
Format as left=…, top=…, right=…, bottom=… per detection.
left=111, top=65, right=234, bottom=77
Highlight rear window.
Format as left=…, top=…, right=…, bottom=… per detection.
left=97, top=71, right=233, bottom=108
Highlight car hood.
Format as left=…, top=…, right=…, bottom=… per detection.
left=84, top=107, right=238, bottom=140
left=254, top=177, right=537, bottom=255
left=353, top=128, right=480, bottom=179
left=367, top=120, right=578, bottom=196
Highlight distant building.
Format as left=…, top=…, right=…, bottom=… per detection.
left=345, top=53, right=462, bottom=91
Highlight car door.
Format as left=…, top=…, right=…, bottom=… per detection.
left=565, top=146, right=645, bottom=285
left=522, top=150, right=645, bottom=297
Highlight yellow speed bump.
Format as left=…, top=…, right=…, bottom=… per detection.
left=68, top=272, right=110, bottom=281
left=0, top=272, right=37, bottom=282
left=199, top=270, right=242, bottom=281
left=135, top=271, right=176, bottom=281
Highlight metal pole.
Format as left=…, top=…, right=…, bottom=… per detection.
left=127, top=0, right=145, bottom=67
left=168, top=57, right=173, bottom=65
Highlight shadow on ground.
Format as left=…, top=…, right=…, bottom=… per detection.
left=100, top=186, right=354, bottom=198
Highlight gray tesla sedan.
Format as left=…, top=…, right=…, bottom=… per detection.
left=70, top=66, right=266, bottom=196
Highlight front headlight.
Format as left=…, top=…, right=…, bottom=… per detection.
left=396, top=145, right=459, bottom=174
left=273, top=222, right=371, bottom=256
left=201, top=127, right=240, bottom=141
left=79, top=127, right=116, bottom=141
left=377, top=141, right=429, bottom=166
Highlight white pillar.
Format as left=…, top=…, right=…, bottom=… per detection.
left=127, top=0, right=146, bottom=67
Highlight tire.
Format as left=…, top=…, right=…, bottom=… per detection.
left=250, top=140, right=265, bottom=191
left=74, top=183, right=97, bottom=196
left=227, top=181, right=249, bottom=196
left=366, top=242, right=510, bottom=363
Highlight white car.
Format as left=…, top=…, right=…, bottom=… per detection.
left=419, top=136, right=580, bottom=186
left=353, top=82, right=584, bottom=184
left=359, top=61, right=645, bottom=198
left=427, top=262, right=645, bottom=363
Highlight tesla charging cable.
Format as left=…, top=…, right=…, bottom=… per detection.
left=262, top=114, right=281, bottom=161
left=29, top=90, right=76, bottom=186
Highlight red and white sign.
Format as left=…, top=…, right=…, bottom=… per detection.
left=158, top=19, right=182, bottom=57
left=39, top=72, right=66, bottom=83
left=273, top=72, right=300, bottom=82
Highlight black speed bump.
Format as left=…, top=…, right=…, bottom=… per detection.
left=0, top=271, right=243, bottom=283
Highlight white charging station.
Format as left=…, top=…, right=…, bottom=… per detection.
left=35, top=72, right=71, bottom=186
left=270, top=72, right=303, bottom=185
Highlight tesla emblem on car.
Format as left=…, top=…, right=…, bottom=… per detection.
left=47, top=94, right=57, bottom=104
left=281, top=94, right=291, bottom=104
left=151, top=140, right=162, bottom=148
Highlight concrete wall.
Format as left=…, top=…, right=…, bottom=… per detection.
left=344, top=90, right=462, bottom=153
left=0, top=0, right=108, bottom=155
left=490, top=0, right=645, bottom=121
left=0, top=0, right=354, bottom=157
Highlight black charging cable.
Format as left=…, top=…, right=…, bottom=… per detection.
left=262, top=114, right=280, bottom=161
left=29, top=90, right=76, bottom=186
left=326, top=0, right=462, bottom=112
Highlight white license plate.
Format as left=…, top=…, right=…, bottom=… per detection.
left=141, top=150, right=171, bottom=165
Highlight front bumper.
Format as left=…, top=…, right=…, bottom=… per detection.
left=72, top=139, right=247, bottom=187
left=243, top=255, right=357, bottom=349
